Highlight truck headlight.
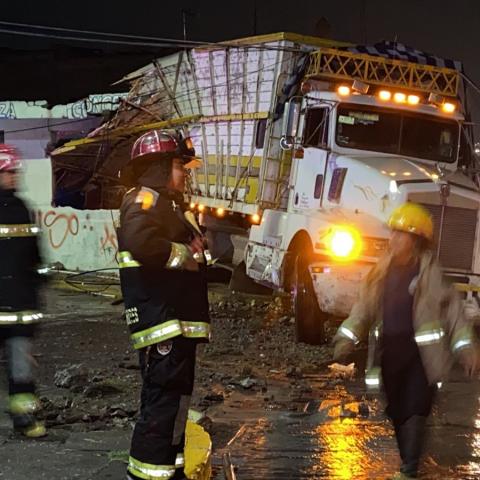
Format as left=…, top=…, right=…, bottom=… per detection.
left=325, top=226, right=362, bottom=261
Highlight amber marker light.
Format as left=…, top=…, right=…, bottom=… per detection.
left=393, top=92, right=407, bottom=103
left=216, top=207, right=225, bottom=217
left=378, top=90, right=392, bottom=101
left=251, top=213, right=261, bottom=224
left=407, top=94, right=420, bottom=105
left=337, top=85, right=351, bottom=96
left=442, top=102, right=456, bottom=113
left=198, top=204, right=205, bottom=212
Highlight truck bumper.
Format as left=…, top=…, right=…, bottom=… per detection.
left=309, top=262, right=373, bottom=318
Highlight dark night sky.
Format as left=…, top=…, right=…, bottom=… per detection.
left=1, top=0, right=480, bottom=118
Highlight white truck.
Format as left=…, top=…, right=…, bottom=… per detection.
left=51, top=33, right=480, bottom=343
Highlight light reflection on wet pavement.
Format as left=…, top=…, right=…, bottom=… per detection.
left=211, top=369, right=480, bottom=479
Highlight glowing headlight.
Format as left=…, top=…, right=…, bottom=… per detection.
left=325, top=226, right=362, bottom=261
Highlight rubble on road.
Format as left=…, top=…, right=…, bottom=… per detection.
left=21, top=285, right=336, bottom=448
left=53, top=364, right=89, bottom=389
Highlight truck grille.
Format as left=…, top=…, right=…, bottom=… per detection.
left=421, top=203, right=477, bottom=271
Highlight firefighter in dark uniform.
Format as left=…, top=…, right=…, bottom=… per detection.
left=0, top=144, right=46, bottom=438
left=118, top=130, right=210, bottom=480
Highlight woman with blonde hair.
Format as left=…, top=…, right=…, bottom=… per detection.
left=334, top=202, right=477, bottom=479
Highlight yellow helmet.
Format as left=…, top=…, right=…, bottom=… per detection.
left=387, top=203, right=434, bottom=241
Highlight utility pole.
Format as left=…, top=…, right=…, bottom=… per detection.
left=361, top=0, right=367, bottom=44
left=181, top=9, right=196, bottom=41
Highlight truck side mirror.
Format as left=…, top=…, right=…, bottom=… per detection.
left=281, top=99, right=302, bottom=150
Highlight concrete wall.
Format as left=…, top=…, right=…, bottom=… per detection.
left=20, top=158, right=119, bottom=272
left=1, top=96, right=125, bottom=272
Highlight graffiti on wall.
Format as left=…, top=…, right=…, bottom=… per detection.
left=40, top=210, right=80, bottom=250
left=33, top=208, right=119, bottom=269
left=100, top=224, right=118, bottom=255
left=67, top=94, right=127, bottom=119
left=0, top=102, right=17, bottom=119
left=0, top=94, right=127, bottom=121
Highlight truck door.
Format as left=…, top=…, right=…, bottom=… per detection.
left=291, top=107, right=330, bottom=211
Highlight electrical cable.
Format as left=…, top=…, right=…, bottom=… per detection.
left=461, top=72, right=480, bottom=99
left=3, top=117, right=98, bottom=134
left=64, top=268, right=120, bottom=296
left=0, top=22, right=301, bottom=53
left=0, top=20, right=212, bottom=46
left=0, top=27, right=181, bottom=49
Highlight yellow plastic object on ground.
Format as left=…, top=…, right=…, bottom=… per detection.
left=185, top=419, right=212, bottom=480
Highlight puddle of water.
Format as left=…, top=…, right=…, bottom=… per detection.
left=212, top=373, right=480, bottom=479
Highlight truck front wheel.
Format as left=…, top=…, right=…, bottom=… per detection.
left=292, top=254, right=326, bottom=345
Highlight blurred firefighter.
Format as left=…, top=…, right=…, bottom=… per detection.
left=0, top=145, right=46, bottom=438
left=117, top=130, right=210, bottom=480
left=333, top=202, right=477, bottom=479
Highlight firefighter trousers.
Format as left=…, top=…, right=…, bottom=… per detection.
left=0, top=324, right=40, bottom=429
left=382, top=348, right=436, bottom=477
left=382, top=348, right=436, bottom=425
left=128, top=335, right=197, bottom=480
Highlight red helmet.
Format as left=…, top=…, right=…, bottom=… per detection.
left=130, top=130, right=200, bottom=168
left=0, top=144, right=21, bottom=172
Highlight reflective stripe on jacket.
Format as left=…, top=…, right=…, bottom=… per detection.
left=0, top=189, right=43, bottom=316
left=334, top=251, right=475, bottom=389
left=117, top=188, right=210, bottom=349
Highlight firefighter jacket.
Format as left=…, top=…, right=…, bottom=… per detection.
left=117, top=186, right=210, bottom=350
left=0, top=188, right=43, bottom=326
left=333, top=250, right=476, bottom=389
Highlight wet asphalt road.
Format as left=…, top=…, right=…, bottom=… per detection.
left=210, top=370, right=480, bottom=479
left=1, top=285, right=480, bottom=479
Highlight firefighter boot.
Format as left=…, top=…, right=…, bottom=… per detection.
left=19, top=421, right=47, bottom=438
left=393, top=422, right=406, bottom=464
left=126, top=471, right=185, bottom=480
left=10, top=394, right=47, bottom=438
left=12, top=411, right=47, bottom=438
left=171, top=468, right=187, bottom=480
left=13, top=415, right=47, bottom=438
left=398, top=415, right=427, bottom=478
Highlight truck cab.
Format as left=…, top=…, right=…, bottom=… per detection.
left=246, top=62, right=480, bottom=344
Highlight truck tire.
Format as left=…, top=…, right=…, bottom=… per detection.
left=293, top=254, right=326, bottom=345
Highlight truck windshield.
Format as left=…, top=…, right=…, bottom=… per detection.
left=336, top=104, right=459, bottom=163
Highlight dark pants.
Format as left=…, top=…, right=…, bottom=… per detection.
left=382, top=347, right=435, bottom=424
left=382, top=346, right=436, bottom=477
left=0, top=324, right=38, bottom=428
left=128, top=336, right=197, bottom=480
